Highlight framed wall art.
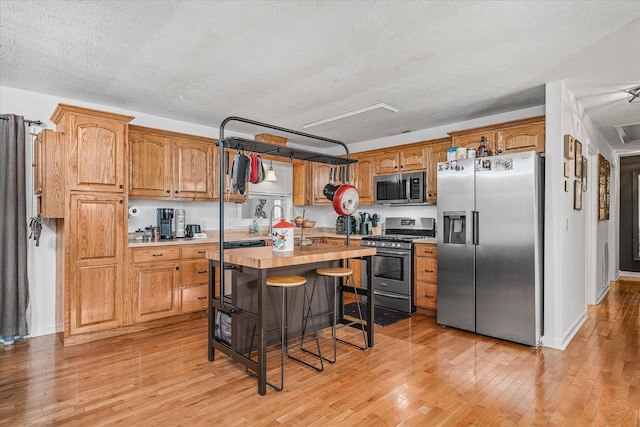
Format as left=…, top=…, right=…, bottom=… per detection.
left=574, top=180, right=582, bottom=210
left=564, top=162, right=571, bottom=178
left=564, top=134, right=575, bottom=160
left=581, top=157, right=587, bottom=191
left=575, top=140, right=583, bottom=177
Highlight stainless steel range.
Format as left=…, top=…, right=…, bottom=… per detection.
left=361, top=217, right=436, bottom=313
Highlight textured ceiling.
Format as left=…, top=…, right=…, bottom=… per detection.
left=1, top=1, right=639, bottom=151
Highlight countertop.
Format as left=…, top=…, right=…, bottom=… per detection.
left=128, top=228, right=437, bottom=247
left=127, top=228, right=366, bottom=247
left=206, top=244, right=376, bottom=269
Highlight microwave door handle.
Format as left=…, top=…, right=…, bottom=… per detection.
left=406, top=179, right=410, bottom=203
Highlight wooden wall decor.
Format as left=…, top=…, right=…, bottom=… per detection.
left=575, top=141, right=583, bottom=177
left=564, top=134, right=575, bottom=159
left=598, top=154, right=611, bottom=220
left=574, top=180, right=582, bottom=210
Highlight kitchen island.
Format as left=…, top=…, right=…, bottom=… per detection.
left=206, top=244, right=376, bottom=395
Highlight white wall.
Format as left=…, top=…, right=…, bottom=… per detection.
left=2, top=84, right=617, bottom=349
left=542, top=81, right=619, bottom=350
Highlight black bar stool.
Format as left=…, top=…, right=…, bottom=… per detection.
left=264, top=275, right=314, bottom=392
left=300, top=267, right=367, bottom=365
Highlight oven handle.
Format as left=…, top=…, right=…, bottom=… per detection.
left=375, top=249, right=411, bottom=257
left=374, top=290, right=410, bottom=300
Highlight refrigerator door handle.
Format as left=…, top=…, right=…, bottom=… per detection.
left=472, top=210, right=479, bottom=245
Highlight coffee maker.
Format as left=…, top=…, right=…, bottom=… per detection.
left=157, top=208, right=174, bottom=239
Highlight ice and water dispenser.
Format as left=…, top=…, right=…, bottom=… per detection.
left=442, top=211, right=466, bottom=244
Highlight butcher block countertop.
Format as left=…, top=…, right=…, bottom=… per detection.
left=206, top=244, right=376, bottom=270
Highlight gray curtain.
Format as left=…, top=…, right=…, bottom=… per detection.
left=0, top=114, right=29, bottom=344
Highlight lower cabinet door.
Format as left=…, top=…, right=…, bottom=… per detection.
left=181, top=283, right=208, bottom=313
left=132, top=262, right=180, bottom=323
left=71, top=263, right=123, bottom=334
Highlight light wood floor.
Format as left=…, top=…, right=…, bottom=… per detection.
left=1, top=280, right=638, bottom=426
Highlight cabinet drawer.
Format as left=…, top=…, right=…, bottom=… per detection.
left=182, top=259, right=209, bottom=285
left=132, top=247, right=181, bottom=264
left=182, top=244, right=216, bottom=259
left=415, top=282, right=437, bottom=309
left=414, top=257, right=437, bottom=282
left=181, top=283, right=208, bottom=313
left=414, top=243, right=437, bottom=257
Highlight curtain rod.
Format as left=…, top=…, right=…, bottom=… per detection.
left=0, top=115, right=43, bottom=126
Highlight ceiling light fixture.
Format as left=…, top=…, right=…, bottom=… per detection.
left=302, top=103, right=399, bottom=131
left=265, top=160, right=277, bottom=181
left=627, top=85, right=640, bottom=103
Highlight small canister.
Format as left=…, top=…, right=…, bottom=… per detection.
left=456, top=147, right=467, bottom=160
left=447, top=147, right=458, bottom=162
left=467, top=148, right=476, bottom=158
left=272, top=218, right=295, bottom=252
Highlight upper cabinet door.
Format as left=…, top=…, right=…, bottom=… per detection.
left=354, top=154, right=375, bottom=205
left=129, top=129, right=172, bottom=198
left=425, top=141, right=452, bottom=204
left=173, top=137, right=213, bottom=199
left=69, top=115, right=128, bottom=193
left=375, top=151, right=400, bottom=174
left=399, top=146, right=426, bottom=171
left=496, top=122, right=545, bottom=154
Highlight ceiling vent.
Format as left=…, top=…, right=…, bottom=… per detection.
left=302, top=103, right=399, bottom=131
left=614, top=122, right=640, bottom=144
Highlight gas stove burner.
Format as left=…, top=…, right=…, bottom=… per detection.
left=362, top=235, right=415, bottom=243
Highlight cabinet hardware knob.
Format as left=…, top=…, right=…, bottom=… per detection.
left=175, top=190, right=179, bottom=194
left=119, top=184, right=124, bottom=189
left=176, top=266, right=180, bottom=270
left=119, top=200, right=123, bottom=204
left=166, top=190, right=170, bottom=193
left=152, top=254, right=163, bottom=257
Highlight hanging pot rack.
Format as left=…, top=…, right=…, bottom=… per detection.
left=215, top=116, right=358, bottom=314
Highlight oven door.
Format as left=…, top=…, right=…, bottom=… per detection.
left=371, top=248, right=412, bottom=294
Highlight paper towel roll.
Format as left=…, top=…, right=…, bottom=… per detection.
left=128, top=206, right=140, bottom=217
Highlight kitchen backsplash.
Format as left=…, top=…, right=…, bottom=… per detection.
left=129, top=198, right=437, bottom=234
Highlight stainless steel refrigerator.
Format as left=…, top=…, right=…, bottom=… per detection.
left=436, top=151, right=543, bottom=346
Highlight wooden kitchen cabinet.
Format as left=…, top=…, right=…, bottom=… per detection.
left=130, top=247, right=181, bottom=323
left=129, top=125, right=214, bottom=200
left=376, top=146, right=426, bottom=175
left=425, top=139, right=452, bottom=204
left=67, top=193, right=126, bottom=335
left=51, top=104, right=132, bottom=193
left=496, top=122, right=545, bottom=154
left=292, top=160, right=310, bottom=206
left=311, top=162, right=333, bottom=205
left=33, top=129, right=65, bottom=218
left=180, top=244, right=215, bottom=313
left=48, top=104, right=133, bottom=345
left=413, top=242, right=438, bottom=311
left=353, top=153, right=375, bottom=205
left=449, top=116, right=545, bottom=155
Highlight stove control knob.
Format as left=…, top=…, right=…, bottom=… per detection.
left=380, top=242, right=386, bottom=247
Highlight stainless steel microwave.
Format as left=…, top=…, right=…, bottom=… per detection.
left=374, top=172, right=426, bottom=204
